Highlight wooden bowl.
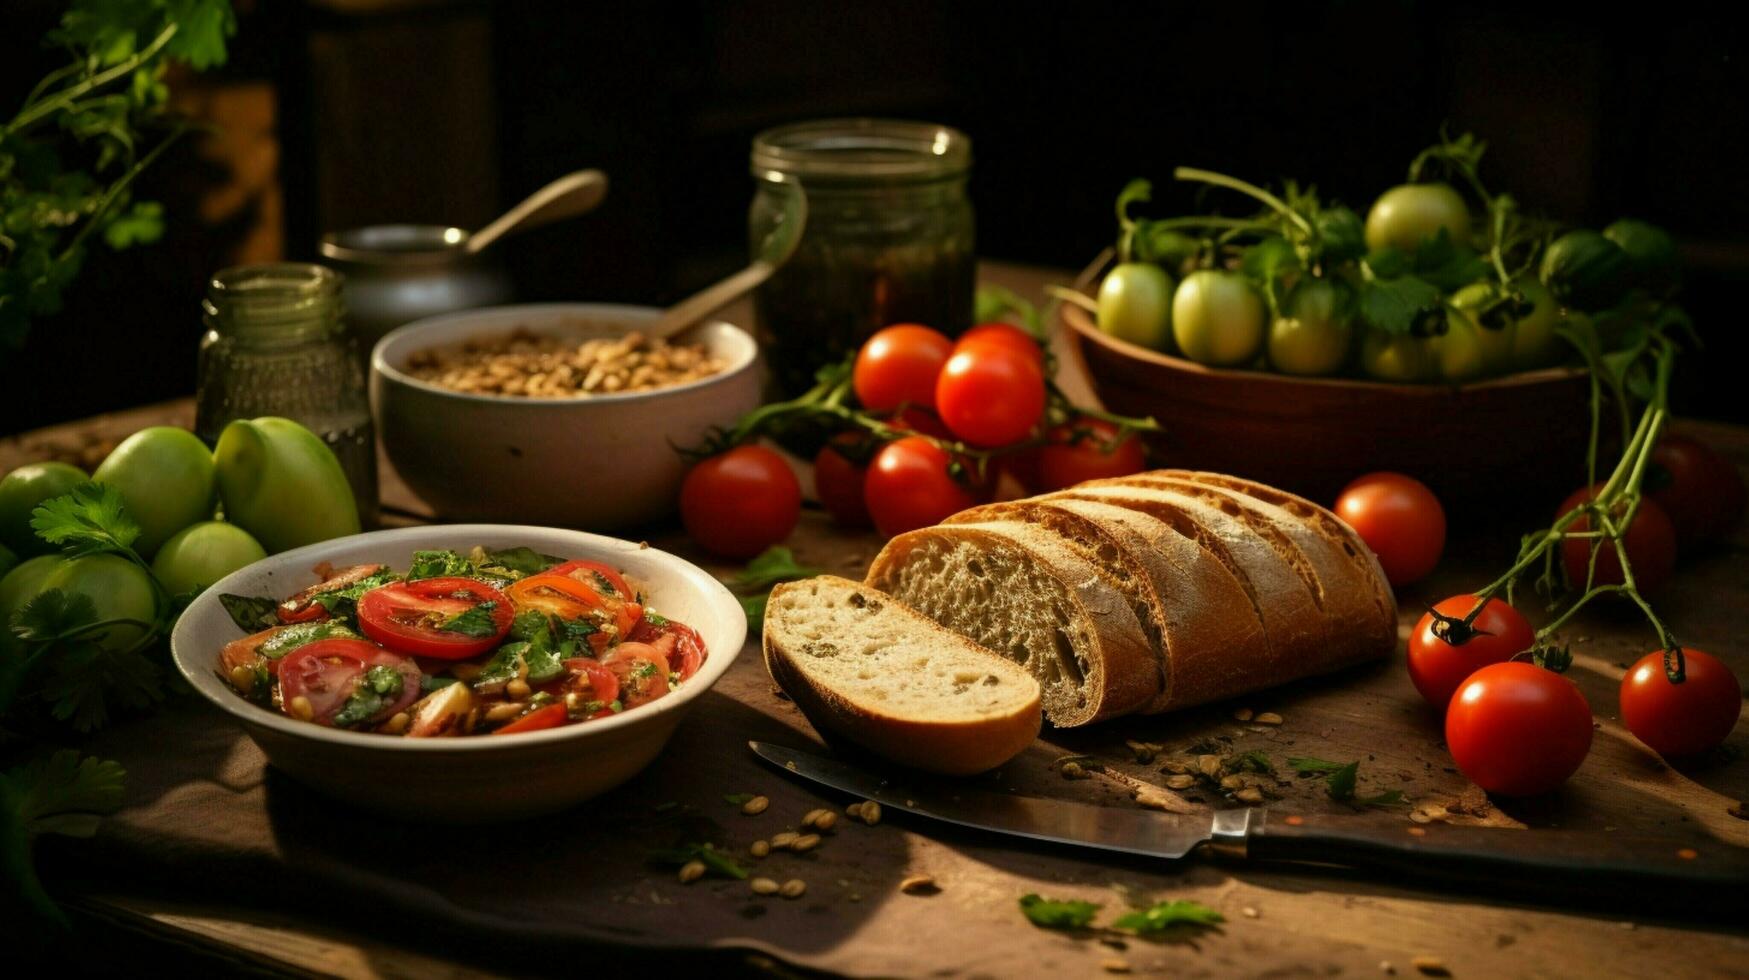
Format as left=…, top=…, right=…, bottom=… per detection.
left=1060, top=298, right=1592, bottom=509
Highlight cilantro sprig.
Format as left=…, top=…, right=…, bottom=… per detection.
left=0, top=750, right=126, bottom=924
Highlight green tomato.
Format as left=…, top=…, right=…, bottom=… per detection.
left=42, top=554, right=159, bottom=652
left=1431, top=307, right=1494, bottom=383
left=0, top=554, right=68, bottom=627
left=1360, top=330, right=1434, bottom=383
left=1539, top=230, right=1629, bottom=311
left=1603, top=218, right=1679, bottom=291
left=92, top=427, right=217, bottom=559
left=1507, top=277, right=1564, bottom=369
left=1364, top=183, right=1472, bottom=254
left=151, top=521, right=268, bottom=596
left=1096, top=263, right=1175, bottom=351
left=1448, top=283, right=1518, bottom=376
left=0, top=462, right=88, bottom=557
left=0, top=542, right=15, bottom=581
left=1172, top=270, right=1265, bottom=367
left=215, top=417, right=361, bottom=554
left=1268, top=278, right=1354, bottom=376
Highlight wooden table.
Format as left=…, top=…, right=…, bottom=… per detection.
left=7, top=263, right=1748, bottom=978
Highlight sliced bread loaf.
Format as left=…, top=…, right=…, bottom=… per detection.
left=864, top=521, right=1159, bottom=726
left=763, top=575, right=1042, bottom=775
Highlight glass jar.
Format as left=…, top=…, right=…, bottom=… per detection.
left=750, top=119, right=975, bottom=396
left=195, top=263, right=379, bottom=528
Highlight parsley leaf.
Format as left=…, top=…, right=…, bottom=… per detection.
left=1112, top=899, right=1225, bottom=935
left=723, top=793, right=755, bottom=805
left=1288, top=758, right=1404, bottom=806
left=330, top=665, right=403, bottom=728
left=10, top=590, right=100, bottom=643
left=1357, top=273, right=1444, bottom=335
left=481, top=546, right=561, bottom=576
left=438, top=601, right=500, bottom=638
left=1, top=750, right=126, bottom=922
left=1325, top=761, right=1360, bottom=801
left=728, top=546, right=822, bottom=592
left=1227, top=751, right=1274, bottom=774
left=646, top=842, right=749, bottom=880
left=217, top=593, right=279, bottom=632
left=27, top=483, right=140, bottom=557
left=1019, top=894, right=1101, bottom=929
left=39, top=641, right=163, bottom=732
left=407, top=550, right=477, bottom=581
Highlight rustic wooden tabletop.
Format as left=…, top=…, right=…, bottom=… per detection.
left=6, top=263, right=1747, bottom=978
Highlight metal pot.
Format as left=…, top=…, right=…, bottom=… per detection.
left=318, top=224, right=514, bottom=355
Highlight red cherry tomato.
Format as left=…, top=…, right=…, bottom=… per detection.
left=491, top=703, right=568, bottom=735
left=1407, top=595, right=1536, bottom=711
left=1446, top=661, right=1594, bottom=796
left=356, top=578, right=514, bottom=659
left=813, top=433, right=873, bottom=527
left=679, top=445, right=801, bottom=559
left=864, top=436, right=979, bottom=537
left=627, top=615, right=708, bottom=680
left=1035, top=418, right=1147, bottom=491
left=1647, top=435, right=1746, bottom=549
left=955, top=322, right=1045, bottom=367
left=1619, top=648, right=1742, bottom=758
left=935, top=344, right=1046, bottom=447
left=853, top=324, right=953, bottom=413
left=278, top=638, right=422, bottom=728
left=1555, top=486, right=1677, bottom=596
left=1334, top=472, right=1446, bottom=587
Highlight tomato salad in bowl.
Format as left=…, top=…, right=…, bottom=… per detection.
left=215, top=546, right=706, bottom=737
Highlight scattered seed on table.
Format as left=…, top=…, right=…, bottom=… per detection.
left=1380, top=962, right=1396, bottom=975
left=677, top=861, right=706, bottom=884
left=780, top=879, right=807, bottom=899
left=1198, top=754, right=1222, bottom=777
left=1411, top=956, right=1450, bottom=976
left=813, top=810, right=838, bottom=832
left=792, top=833, right=822, bottom=852
left=742, top=795, right=770, bottom=815
left=1255, top=712, right=1284, bottom=725
left=899, top=875, right=939, bottom=895
left=750, top=840, right=771, bottom=858
left=1102, top=958, right=1132, bottom=974
left=750, top=877, right=780, bottom=895
left=1166, top=774, right=1197, bottom=790
left=1061, top=761, right=1087, bottom=779
left=1241, top=906, right=1259, bottom=918
left=1220, top=774, right=1244, bottom=790
left=1236, top=787, right=1265, bottom=804
left=861, top=802, right=883, bottom=825
left=846, top=802, right=865, bottom=819
left=770, top=831, right=800, bottom=849
left=1233, top=707, right=1254, bottom=722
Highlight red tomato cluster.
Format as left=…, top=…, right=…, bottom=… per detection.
left=681, top=321, right=1148, bottom=556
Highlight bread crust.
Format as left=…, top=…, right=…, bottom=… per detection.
left=762, top=576, right=1041, bottom=775
left=865, top=521, right=1158, bottom=726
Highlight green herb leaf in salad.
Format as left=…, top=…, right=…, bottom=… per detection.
left=476, top=546, right=562, bottom=576
left=438, top=601, right=500, bottom=638
left=257, top=621, right=359, bottom=661
left=217, top=594, right=279, bottom=632
left=1019, top=894, right=1101, bottom=929
left=1112, top=899, right=1225, bottom=935
left=330, top=665, right=404, bottom=728
left=0, top=750, right=126, bottom=923
left=407, top=550, right=478, bottom=581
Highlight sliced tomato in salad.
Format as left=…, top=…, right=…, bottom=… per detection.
left=357, top=577, right=513, bottom=659
left=277, top=563, right=387, bottom=623
left=562, top=657, right=620, bottom=718
left=278, top=638, right=421, bottom=728
left=507, top=571, right=641, bottom=639
left=600, top=642, right=672, bottom=709
left=548, top=559, right=636, bottom=603
left=492, top=703, right=568, bottom=735
left=221, top=621, right=360, bottom=684
left=627, top=615, right=706, bottom=680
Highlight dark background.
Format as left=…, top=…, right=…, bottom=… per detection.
left=4, top=0, right=1746, bottom=433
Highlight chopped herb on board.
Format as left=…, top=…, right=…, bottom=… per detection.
left=1290, top=758, right=1405, bottom=806
left=723, top=793, right=756, bottom=806
left=1113, top=899, right=1225, bottom=935
left=647, top=843, right=748, bottom=880
left=1019, top=894, right=1101, bottom=929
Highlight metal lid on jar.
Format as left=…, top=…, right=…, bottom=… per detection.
left=751, top=118, right=971, bottom=184
left=319, top=224, right=476, bottom=268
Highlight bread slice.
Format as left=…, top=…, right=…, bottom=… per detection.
left=864, top=521, right=1158, bottom=726
left=763, top=575, right=1042, bottom=775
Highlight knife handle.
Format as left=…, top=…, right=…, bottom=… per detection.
left=1242, top=810, right=1749, bottom=908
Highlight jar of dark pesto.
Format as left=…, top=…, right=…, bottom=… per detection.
left=750, top=119, right=974, bottom=396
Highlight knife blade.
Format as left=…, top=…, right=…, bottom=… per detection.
left=750, top=740, right=1749, bottom=912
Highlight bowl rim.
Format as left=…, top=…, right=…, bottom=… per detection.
left=370, top=302, right=759, bottom=407
left=1058, top=287, right=1588, bottom=394
left=170, top=524, right=747, bottom=754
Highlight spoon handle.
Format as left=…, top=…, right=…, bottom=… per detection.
left=466, top=169, right=608, bottom=254
left=645, top=262, right=778, bottom=340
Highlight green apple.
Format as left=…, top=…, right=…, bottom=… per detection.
left=214, top=417, right=360, bottom=554
left=93, top=427, right=217, bottom=558
left=151, top=521, right=267, bottom=596
left=0, top=462, right=87, bottom=556
left=41, top=554, right=158, bottom=652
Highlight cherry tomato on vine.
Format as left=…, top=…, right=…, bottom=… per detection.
left=680, top=445, right=801, bottom=559
left=1555, top=486, right=1676, bottom=596
left=1364, top=183, right=1472, bottom=254
left=853, top=324, right=953, bottom=414
left=1446, top=661, right=1593, bottom=796
left=1096, top=262, right=1174, bottom=351
left=813, top=433, right=873, bottom=528
left=955, top=322, right=1045, bottom=367
left=1334, top=472, right=1445, bottom=587
left=1619, top=648, right=1742, bottom=758
left=935, top=343, right=1047, bottom=447
left=1172, top=270, right=1265, bottom=367
left=1407, top=595, right=1536, bottom=711
left=1035, top=418, right=1146, bottom=491
left=864, top=436, right=978, bottom=538
left=1647, top=435, right=1746, bottom=550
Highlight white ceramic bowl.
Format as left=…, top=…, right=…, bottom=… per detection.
left=371, top=303, right=763, bottom=529
left=171, top=524, right=747, bottom=822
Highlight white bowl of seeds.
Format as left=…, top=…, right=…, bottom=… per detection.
left=372, top=303, right=762, bottom=530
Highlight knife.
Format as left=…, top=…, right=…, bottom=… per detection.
left=750, top=740, right=1749, bottom=912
